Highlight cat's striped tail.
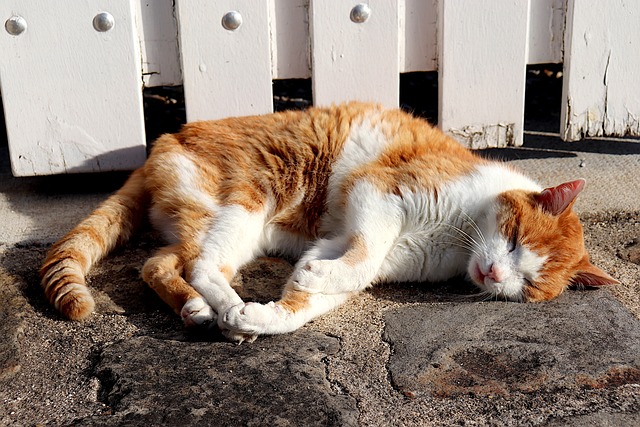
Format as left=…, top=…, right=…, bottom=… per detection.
left=40, top=168, right=149, bottom=320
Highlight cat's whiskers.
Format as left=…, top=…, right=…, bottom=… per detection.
left=427, top=220, right=486, bottom=256
left=440, top=227, right=484, bottom=257
left=457, top=210, right=487, bottom=246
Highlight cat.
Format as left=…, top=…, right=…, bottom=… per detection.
left=40, top=102, right=619, bottom=342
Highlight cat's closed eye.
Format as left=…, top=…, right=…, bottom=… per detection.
left=508, top=229, right=519, bottom=253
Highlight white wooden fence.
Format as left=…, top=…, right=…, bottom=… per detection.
left=0, top=0, right=638, bottom=176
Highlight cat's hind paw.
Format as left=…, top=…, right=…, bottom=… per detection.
left=181, top=297, right=216, bottom=328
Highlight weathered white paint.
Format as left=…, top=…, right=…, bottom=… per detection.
left=175, top=0, right=273, bottom=121
left=560, top=0, right=640, bottom=141
left=438, top=0, right=531, bottom=148
left=310, top=0, right=399, bottom=108
left=400, top=0, right=438, bottom=72
left=134, top=0, right=181, bottom=87
left=270, top=0, right=310, bottom=79
left=528, top=0, right=565, bottom=64
left=0, top=0, right=146, bottom=176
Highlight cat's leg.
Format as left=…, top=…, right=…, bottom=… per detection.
left=223, top=283, right=352, bottom=336
left=292, top=182, right=404, bottom=295
left=186, top=204, right=267, bottom=340
left=222, top=181, right=404, bottom=336
left=221, top=232, right=390, bottom=336
left=142, top=244, right=215, bottom=327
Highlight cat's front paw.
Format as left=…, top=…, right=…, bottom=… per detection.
left=292, top=260, right=332, bottom=293
left=222, top=302, right=278, bottom=337
left=181, top=297, right=216, bottom=328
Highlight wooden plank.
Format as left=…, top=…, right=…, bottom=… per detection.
left=270, top=0, right=310, bottom=79
left=438, top=0, right=531, bottom=148
left=528, top=0, right=564, bottom=64
left=560, top=0, right=640, bottom=141
left=176, top=0, right=273, bottom=122
left=310, top=0, right=399, bottom=108
left=400, top=0, right=437, bottom=72
left=134, top=0, right=182, bottom=87
left=0, top=0, right=146, bottom=176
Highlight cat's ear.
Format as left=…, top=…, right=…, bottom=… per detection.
left=571, top=262, right=620, bottom=287
left=534, top=179, right=586, bottom=215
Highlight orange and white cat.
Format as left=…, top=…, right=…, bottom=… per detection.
left=40, top=102, right=618, bottom=342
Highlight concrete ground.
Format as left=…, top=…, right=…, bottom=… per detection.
left=1, top=109, right=639, bottom=424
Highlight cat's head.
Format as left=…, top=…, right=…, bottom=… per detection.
left=468, top=179, right=618, bottom=302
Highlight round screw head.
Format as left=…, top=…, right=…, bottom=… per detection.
left=5, top=15, right=27, bottom=36
left=222, top=11, right=242, bottom=31
left=93, top=12, right=115, bottom=32
left=350, top=3, right=371, bottom=23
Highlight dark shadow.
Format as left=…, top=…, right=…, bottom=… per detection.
left=368, top=278, right=487, bottom=305
left=524, top=64, right=563, bottom=134
left=143, top=86, right=187, bottom=144
left=480, top=132, right=640, bottom=162
left=400, top=71, right=438, bottom=124
left=273, top=79, right=312, bottom=112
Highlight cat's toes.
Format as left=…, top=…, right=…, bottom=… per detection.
left=222, top=302, right=277, bottom=336
left=181, top=297, right=216, bottom=328
left=292, top=260, right=331, bottom=293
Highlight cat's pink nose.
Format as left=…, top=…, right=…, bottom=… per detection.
left=484, top=263, right=505, bottom=283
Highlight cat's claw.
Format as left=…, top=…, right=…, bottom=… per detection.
left=181, top=297, right=216, bottom=328
left=220, top=328, right=258, bottom=344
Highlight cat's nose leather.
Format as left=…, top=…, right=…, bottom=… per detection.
left=482, top=263, right=505, bottom=283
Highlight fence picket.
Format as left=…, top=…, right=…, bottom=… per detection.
left=310, top=0, right=399, bottom=108
left=560, top=0, right=640, bottom=141
left=0, top=0, right=146, bottom=176
left=438, top=0, right=531, bottom=148
left=176, top=0, right=273, bottom=122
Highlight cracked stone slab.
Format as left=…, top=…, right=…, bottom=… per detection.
left=74, top=333, right=358, bottom=426
left=384, top=291, right=640, bottom=398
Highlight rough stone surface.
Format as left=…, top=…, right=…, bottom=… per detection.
left=75, top=334, right=357, bottom=426
left=619, top=239, right=640, bottom=266
left=383, top=292, right=640, bottom=398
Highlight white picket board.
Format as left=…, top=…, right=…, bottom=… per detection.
left=270, top=0, right=311, bottom=79
left=400, top=0, right=437, bottom=72
left=130, top=0, right=564, bottom=84
left=0, top=0, right=146, bottom=176
left=438, top=0, right=531, bottom=148
left=176, top=0, right=273, bottom=122
left=560, top=0, right=640, bottom=141
left=310, top=0, right=400, bottom=108
left=528, top=0, right=565, bottom=65
left=134, top=0, right=182, bottom=87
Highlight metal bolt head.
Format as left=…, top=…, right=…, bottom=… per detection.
left=222, top=11, right=242, bottom=31
left=5, top=15, right=27, bottom=36
left=93, top=12, right=115, bottom=32
left=350, top=3, right=371, bottom=23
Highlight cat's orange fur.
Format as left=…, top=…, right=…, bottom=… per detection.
left=40, top=102, right=618, bottom=340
